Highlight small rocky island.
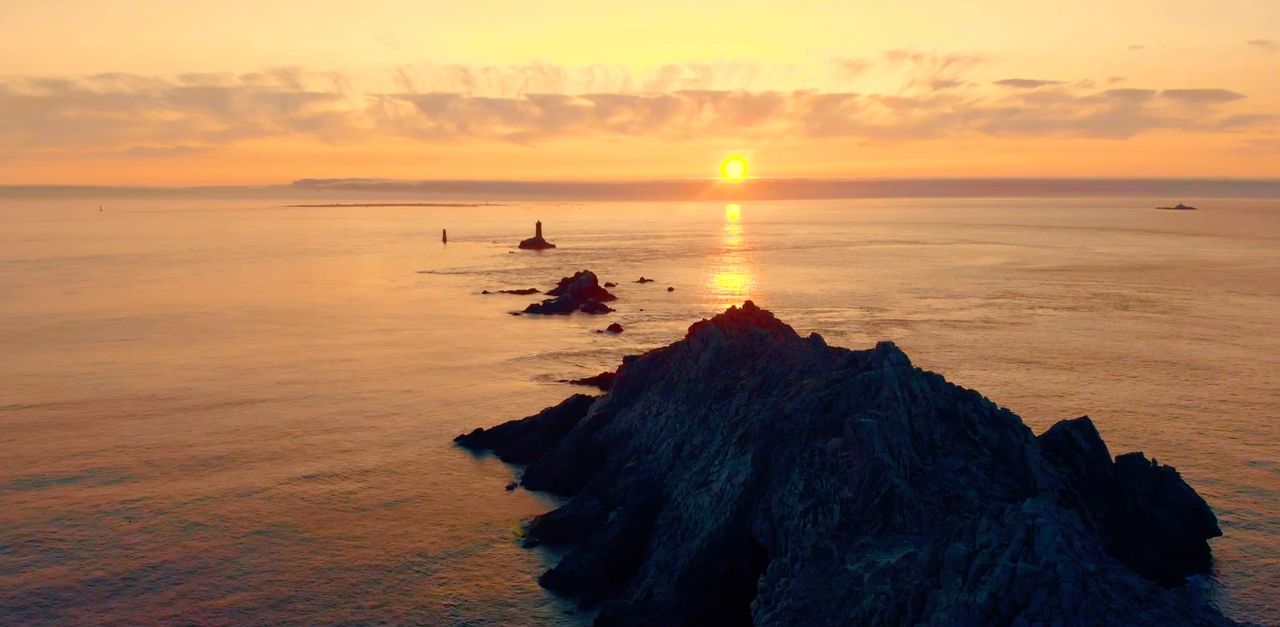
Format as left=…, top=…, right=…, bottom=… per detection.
left=522, top=270, right=617, bottom=315
left=1156, top=203, right=1198, bottom=211
left=457, top=302, right=1232, bottom=626
left=518, top=220, right=556, bottom=249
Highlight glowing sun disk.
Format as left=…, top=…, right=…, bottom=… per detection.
left=720, top=156, right=748, bottom=181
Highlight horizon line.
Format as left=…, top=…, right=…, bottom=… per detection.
left=3, top=176, right=1280, bottom=200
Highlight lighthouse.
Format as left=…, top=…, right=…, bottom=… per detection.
left=518, top=220, right=556, bottom=250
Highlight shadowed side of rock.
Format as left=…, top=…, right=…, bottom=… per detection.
left=456, top=302, right=1234, bottom=627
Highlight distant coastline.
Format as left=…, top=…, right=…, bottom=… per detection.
left=280, top=202, right=505, bottom=208
left=3, top=177, right=1280, bottom=201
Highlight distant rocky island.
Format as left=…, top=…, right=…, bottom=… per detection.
left=1156, top=203, right=1198, bottom=211
left=458, top=302, right=1232, bottom=626
left=519, top=220, right=556, bottom=249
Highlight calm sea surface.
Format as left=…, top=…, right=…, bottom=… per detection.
left=1, top=197, right=1277, bottom=625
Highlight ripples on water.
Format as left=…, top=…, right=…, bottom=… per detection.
left=1, top=197, right=1277, bottom=625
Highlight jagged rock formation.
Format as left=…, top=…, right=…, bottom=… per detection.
left=519, top=220, right=557, bottom=249
left=457, top=302, right=1231, bottom=626
left=523, top=270, right=617, bottom=315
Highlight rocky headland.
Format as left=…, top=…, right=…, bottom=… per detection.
left=457, top=302, right=1232, bottom=626
left=522, top=270, right=617, bottom=315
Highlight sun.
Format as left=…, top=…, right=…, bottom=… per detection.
left=720, top=155, right=749, bottom=182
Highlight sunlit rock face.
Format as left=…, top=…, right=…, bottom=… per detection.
left=458, top=302, right=1231, bottom=627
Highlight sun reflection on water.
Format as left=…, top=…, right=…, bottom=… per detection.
left=709, top=204, right=755, bottom=305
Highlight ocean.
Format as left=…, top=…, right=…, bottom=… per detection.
left=1, top=196, right=1277, bottom=625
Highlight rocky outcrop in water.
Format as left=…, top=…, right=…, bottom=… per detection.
left=523, top=270, right=617, bottom=315
left=482, top=288, right=541, bottom=295
left=457, top=302, right=1231, bottom=626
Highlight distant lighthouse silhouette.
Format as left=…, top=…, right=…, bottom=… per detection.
left=518, top=219, right=555, bottom=249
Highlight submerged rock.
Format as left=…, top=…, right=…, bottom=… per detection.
left=523, top=270, right=617, bottom=315
left=636, top=277, right=655, bottom=284
left=457, top=302, right=1232, bottom=626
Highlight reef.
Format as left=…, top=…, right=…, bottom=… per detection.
left=458, top=302, right=1231, bottom=626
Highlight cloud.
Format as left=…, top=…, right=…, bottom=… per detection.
left=120, top=144, right=216, bottom=158
left=1161, top=88, right=1246, bottom=105
left=1246, top=39, right=1277, bottom=51
left=994, top=78, right=1066, bottom=89
left=0, top=69, right=359, bottom=156
left=1128, top=44, right=1147, bottom=51
left=0, top=60, right=1269, bottom=160
left=831, top=57, right=872, bottom=78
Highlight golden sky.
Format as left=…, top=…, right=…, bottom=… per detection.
left=1, top=0, right=1278, bottom=184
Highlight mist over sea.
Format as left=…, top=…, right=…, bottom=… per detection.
left=1, top=196, right=1277, bottom=625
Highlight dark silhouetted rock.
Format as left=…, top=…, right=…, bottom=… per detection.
left=605, top=323, right=624, bottom=334
left=547, top=271, right=617, bottom=303
left=459, top=302, right=1234, bottom=626
left=666, top=286, right=674, bottom=292
left=636, top=277, right=655, bottom=283
left=485, top=288, right=541, bottom=295
left=1156, top=203, right=1197, bottom=211
left=523, top=270, right=617, bottom=315
left=563, top=371, right=617, bottom=391
left=604, top=282, right=617, bottom=288
left=456, top=394, right=596, bottom=465
left=1038, top=417, right=1221, bottom=586
left=519, top=220, right=557, bottom=249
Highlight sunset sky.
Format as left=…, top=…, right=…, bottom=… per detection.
left=2, top=0, right=1278, bottom=185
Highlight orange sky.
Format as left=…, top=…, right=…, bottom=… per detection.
left=1, top=0, right=1278, bottom=184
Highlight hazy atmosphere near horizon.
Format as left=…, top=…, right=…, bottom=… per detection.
left=2, top=2, right=1278, bottom=626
